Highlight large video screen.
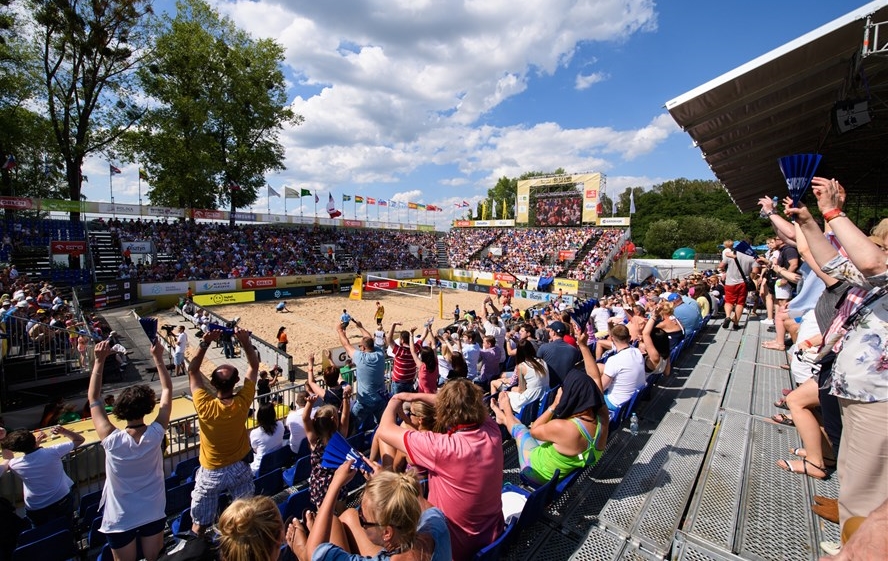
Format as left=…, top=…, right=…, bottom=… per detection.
left=535, top=194, right=581, bottom=226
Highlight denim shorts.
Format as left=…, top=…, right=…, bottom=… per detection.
left=104, top=517, right=167, bottom=549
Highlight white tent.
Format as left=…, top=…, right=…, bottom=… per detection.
left=627, top=259, right=697, bottom=284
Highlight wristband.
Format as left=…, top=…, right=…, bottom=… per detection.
left=764, top=210, right=776, bottom=217
left=89, top=400, right=104, bottom=409
left=822, top=209, right=844, bottom=222
left=199, top=340, right=210, bottom=350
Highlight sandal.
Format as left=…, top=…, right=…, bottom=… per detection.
left=790, top=447, right=806, bottom=457
left=777, top=458, right=829, bottom=480
left=774, top=399, right=790, bottom=410
left=771, top=413, right=794, bottom=426
left=782, top=388, right=793, bottom=396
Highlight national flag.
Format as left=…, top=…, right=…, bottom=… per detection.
left=284, top=187, right=300, bottom=198
left=426, top=204, right=437, bottom=211
left=408, top=202, right=418, bottom=210
left=629, top=190, right=636, bottom=214
left=228, top=181, right=241, bottom=191
left=355, top=195, right=364, bottom=204
left=300, top=188, right=312, bottom=197
left=417, top=203, right=426, bottom=210
left=109, top=164, right=122, bottom=175
left=327, top=193, right=342, bottom=218
left=268, top=186, right=281, bottom=198
left=315, top=193, right=319, bottom=203
left=595, top=202, right=603, bottom=215
left=456, top=200, right=470, bottom=208
left=138, top=168, right=148, bottom=180
left=378, top=199, right=388, bottom=207
left=611, top=198, right=617, bottom=215
left=2, top=155, right=16, bottom=170
left=343, top=194, right=351, bottom=202
left=367, top=197, right=375, bottom=205
left=81, top=175, right=88, bottom=183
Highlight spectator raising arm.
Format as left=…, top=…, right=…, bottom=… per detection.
left=235, top=327, right=260, bottom=383
left=189, top=330, right=220, bottom=394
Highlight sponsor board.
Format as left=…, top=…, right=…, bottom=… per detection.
left=422, top=268, right=439, bottom=277
left=329, top=346, right=350, bottom=367
left=148, top=206, right=185, bottom=218
left=394, top=270, right=416, bottom=279
left=193, top=209, right=225, bottom=220
left=553, top=278, right=579, bottom=293
left=456, top=282, right=469, bottom=291
left=241, top=277, right=277, bottom=289
left=231, top=212, right=256, bottom=222
left=278, top=275, right=352, bottom=288
left=467, top=283, right=490, bottom=294
left=493, top=272, right=515, bottom=282
left=93, top=280, right=136, bottom=309
left=39, top=199, right=82, bottom=212
left=98, top=203, right=140, bottom=215
left=305, top=284, right=335, bottom=296
left=599, top=217, right=630, bottom=226
left=489, top=286, right=514, bottom=298
left=584, top=189, right=598, bottom=199
left=365, top=279, right=398, bottom=291
left=0, top=196, right=34, bottom=210
left=196, top=279, right=238, bottom=293
left=255, top=287, right=307, bottom=301
left=121, top=240, right=153, bottom=254
left=50, top=240, right=86, bottom=254
left=558, top=250, right=577, bottom=261
left=193, top=291, right=256, bottom=307
left=140, top=281, right=190, bottom=297
left=454, top=220, right=472, bottom=227
left=451, top=269, right=472, bottom=279
left=342, top=219, right=364, bottom=228
left=397, top=279, right=427, bottom=287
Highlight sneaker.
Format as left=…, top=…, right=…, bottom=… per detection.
left=761, top=318, right=774, bottom=325
left=722, top=318, right=732, bottom=329
left=820, top=541, right=841, bottom=556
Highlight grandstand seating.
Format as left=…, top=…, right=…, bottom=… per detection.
left=11, top=528, right=77, bottom=561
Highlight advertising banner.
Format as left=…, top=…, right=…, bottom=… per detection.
left=121, top=240, right=153, bottom=254
left=304, top=284, right=337, bottom=296
left=231, top=212, right=256, bottom=222
left=139, top=281, right=190, bottom=297
left=365, top=279, right=398, bottom=291
left=553, top=278, right=579, bottom=293
left=599, top=217, right=631, bottom=226
left=98, top=203, right=141, bottom=215
left=40, top=199, right=82, bottom=212
left=558, top=250, right=577, bottom=261
left=254, top=287, right=306, bottom=301
left=278, top=275, right=353, bottom=288
left=195, top=279, right=238, bottom=293
left=342, top=219, right=363, bottom=228
left=422, top=269, right=439, bottom=277
left=493, top=272, right=516, bottom=282
left=50, top=240, right=87, bottom=254
left=467, top=283, right=490, bottom=294
left=0, top=196, right=35, bottom=210
left=148, top=206, right=185, bottom=218
left=240, top=277, right=277, bottom=289
left=192, top=209, right=226, bottom=220
left=193, top=291, right=256, bottom=307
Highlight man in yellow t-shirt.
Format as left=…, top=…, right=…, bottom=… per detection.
left=375, top=301, right=385, bottom=326
left=187, top=328, right=259, bottom=535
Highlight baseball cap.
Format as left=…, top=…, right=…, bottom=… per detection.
left=666, top=293, right=681, bottom=302
left=548, top=321, right=568, bottom=335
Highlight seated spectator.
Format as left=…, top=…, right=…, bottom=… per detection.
left=369, top=400, right=436, bottom=473
left=491, top=366, right=608, bottom=484
left=1, top=425, right=85, bottom=526
left=218, top=496, right=285, bottom=561
left=490, top=339, right=549, bottom=411
left=536, top=320, right=580, bottom=387
left=377, top=380, right=503, bottom=559
left=285, top=463, right=451, bottom=561
left=593, top=324, right=646, bottom=411
left=304, top=394, right=350, bottom=511
left=654, top=301, right=685, bottom=351
left=89, top=339, right=172, bottom=561
left=249, top=403, right=285, bottom=477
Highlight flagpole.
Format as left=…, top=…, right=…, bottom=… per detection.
left=109, top=166, right=115, bottom=219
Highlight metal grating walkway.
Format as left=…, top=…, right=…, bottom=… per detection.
left=504, top=313, right=840, bottom=560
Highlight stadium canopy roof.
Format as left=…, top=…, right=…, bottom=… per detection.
left=666, top=1, right=888, bottom=213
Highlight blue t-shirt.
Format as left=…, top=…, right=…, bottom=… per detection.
left=311, top=507, right=451, bottom=561
left=353, top=349, right=386, bottom=404
left=341, top=312, right=352, bottom=323
left=674, top=297, right=702, bottom=333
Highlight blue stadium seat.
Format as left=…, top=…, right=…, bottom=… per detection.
left=473, top=519, right=515, bottom=561
left=254, top=467, right=284, bottom=497
left=257, top=446, right=295, bottom=477
left=173, top=456, right=200, bottom=482
left=165, top=481, right=196, bottom=516
left=282, top=455, right=312, bottom=488
left=12, top=528, right=77, bottom=561
left=278, top=488, right=311, bottom=523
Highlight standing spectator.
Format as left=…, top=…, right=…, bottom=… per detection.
left=88, top=339, right=172, bottom=561
left=285, top=391, right=310, bottom=455
left=219, top=323, right=236, bottom=359
left=536, top=321, right=581, bottom=387
left=249, top=403, right=285, bottom=477
left=304, top=396, right=350, bottom=511
left=473, top=336, right=503, bottom=389
left=409, top=324, right=439, bottom=394
left=187, top=328, right=259, bottom=535
left=336, top=320, right=387, bottom=426
left=718, top=242, right=760, bottom=330
left=256, top=369, right=279, bottom=405
left=388, top=322, right=420, bottom=394
left=276, top=326, right=288, bottom=355
left=174, top=325, right=187, bottom=377
left=377, top=380, right=503, bottom=560
left=1, top=425, right=84, bottom=526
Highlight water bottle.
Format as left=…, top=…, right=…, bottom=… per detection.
left=629, top=412, right=639, bottom=436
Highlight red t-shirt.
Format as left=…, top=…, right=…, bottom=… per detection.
left=405, top=418, right=504, bottom=559
left=390, top=341, right=419, bottom=383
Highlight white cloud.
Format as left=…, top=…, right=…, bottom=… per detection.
left=575, top=71, right=609, bottom=90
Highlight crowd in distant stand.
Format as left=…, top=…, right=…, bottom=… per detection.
left=101, top=219, right=440, bottom=282
left=565, top=229, right=625, bottom=280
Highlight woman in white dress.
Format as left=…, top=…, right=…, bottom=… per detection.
left=249, top=402, right=285, bottom=476
left=506, top=339, right=550, bottom=411
left=88, top=339, right=172, bottom=561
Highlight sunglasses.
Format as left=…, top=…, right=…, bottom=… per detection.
left=358, top=510, right=382, bottom=529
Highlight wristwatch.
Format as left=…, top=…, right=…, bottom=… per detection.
left=199, top=340, right=210, bottom=350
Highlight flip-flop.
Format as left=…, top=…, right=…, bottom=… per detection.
left=774, top=399, right=790, bottom=410
left=777, top=458, right=829, bottom=480
left=771, top=413, right=794, bottom=426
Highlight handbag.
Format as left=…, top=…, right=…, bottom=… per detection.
left=733, top=255, right=756, bottom=291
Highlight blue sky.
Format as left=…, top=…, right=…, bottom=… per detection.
left=81, top=0, right=865, bottom=228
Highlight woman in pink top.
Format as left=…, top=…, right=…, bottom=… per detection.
left=409, top=324, right=439, bottom=394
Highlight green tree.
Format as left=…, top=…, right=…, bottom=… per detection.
left=29, top=0, right=154, bottom=220
left=487, top=176, right=516, bottom=220
left=125, top=0, right=300, bottom=224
